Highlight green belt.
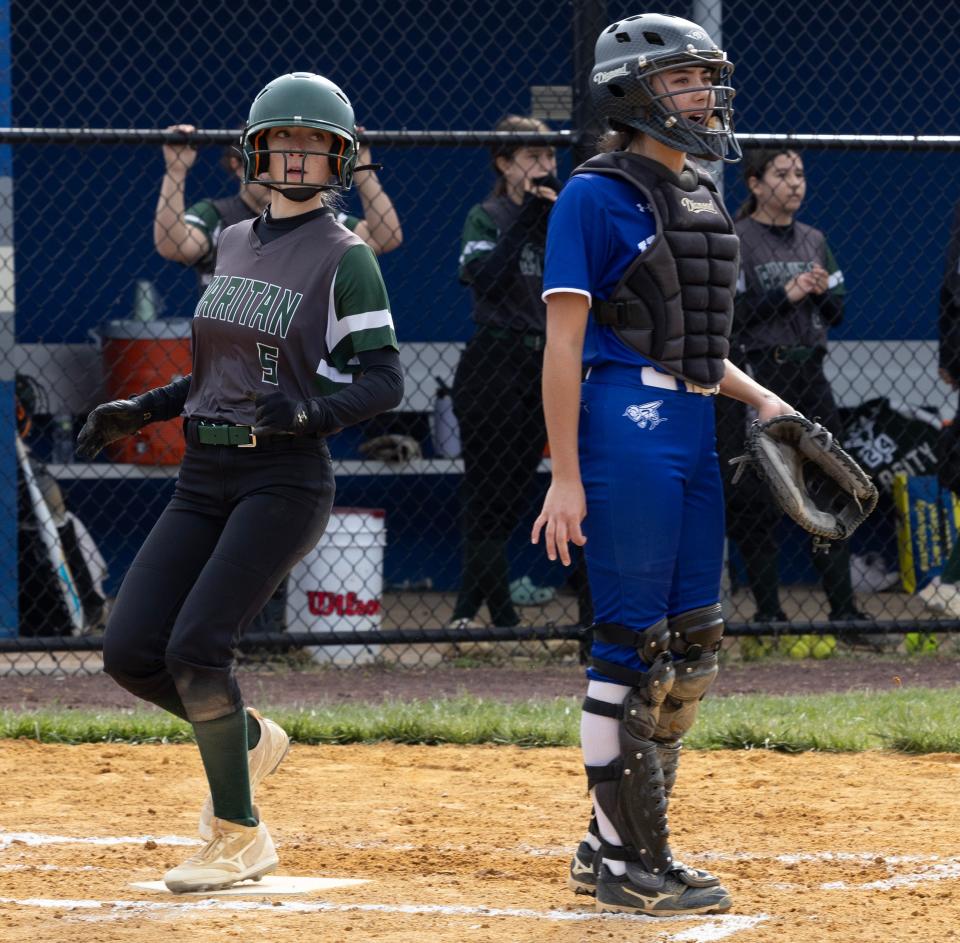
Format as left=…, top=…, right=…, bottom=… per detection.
left=481, top=324, right=546, bottom=351
left=751, top=345, right=820, bottom=365
left=195, top=423, right=257, bottom=447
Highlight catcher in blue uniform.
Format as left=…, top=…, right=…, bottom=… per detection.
left=532, top=13, right=797, bottom=917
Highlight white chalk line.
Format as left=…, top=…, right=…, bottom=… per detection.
left=0, top=831, right=198, bottom=851
left=0, top=831, right=947, bottom=868
left=0, top=894, right=769, bottom=939
left=821, top=859, right=960, bottom=891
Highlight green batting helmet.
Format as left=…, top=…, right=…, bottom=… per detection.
left=241, top=72, right=359, bottom=193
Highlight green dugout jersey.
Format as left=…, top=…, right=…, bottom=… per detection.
left=458, top=197, right=547, bottom=332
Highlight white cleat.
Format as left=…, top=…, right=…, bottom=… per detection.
left=164, top=817, right=278, bottom=894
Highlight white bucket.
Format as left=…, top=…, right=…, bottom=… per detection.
left=285, top=508, right=386, bottom=665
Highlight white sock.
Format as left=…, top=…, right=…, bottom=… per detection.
left=581, top=680, right=630, bottom=876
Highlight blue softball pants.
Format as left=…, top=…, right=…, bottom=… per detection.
left=578, top=363, right=725, bottom=682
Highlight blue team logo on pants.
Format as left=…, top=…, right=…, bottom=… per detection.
left=623, top=401, right=667, bottom=430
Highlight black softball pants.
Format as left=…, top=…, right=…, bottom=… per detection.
left=451, top=328, right=547, bottom=625
left=103, top=437, right=334, bottom=722
left=453, top=329, right=547, bottom=538
left=719, top=354, right=855, bottom=616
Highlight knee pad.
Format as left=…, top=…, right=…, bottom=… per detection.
left=588, top=617, right=672, bottom=684
left=582, top=648, right=678, bottom=876
left=654, top=604, right=724, bottom=741
left=165, top=651, right=241, bottom=723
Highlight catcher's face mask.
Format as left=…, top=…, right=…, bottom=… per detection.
left=590, top=13, right=741, bottom=163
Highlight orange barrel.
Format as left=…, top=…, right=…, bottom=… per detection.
left=99, top=318, right=193, bottom=465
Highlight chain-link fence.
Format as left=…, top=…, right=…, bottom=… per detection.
left=1, top=0, right=959, bottom=674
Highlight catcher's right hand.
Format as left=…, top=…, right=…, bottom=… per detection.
left=76, top=399, right=149, bottom=459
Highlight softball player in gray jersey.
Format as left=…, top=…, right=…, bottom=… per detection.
left=76, top=72, right=403, bottom=893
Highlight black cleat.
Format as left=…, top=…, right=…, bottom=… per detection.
left=567, top=839, right=601, bottom=896
left=595, top=862, right=732, bottom=917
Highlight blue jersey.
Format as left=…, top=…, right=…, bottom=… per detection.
left=542, top=172, right=657, bottom=368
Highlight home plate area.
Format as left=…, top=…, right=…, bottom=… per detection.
left=1, top=742, right=960, bottom=941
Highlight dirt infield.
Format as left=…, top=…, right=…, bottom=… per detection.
left=1, top=741, right=958, bottom=943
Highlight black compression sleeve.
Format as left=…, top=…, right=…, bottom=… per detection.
left=137, top=375, right=192, bottom=424
left=814, top=292, right=844, bottom=328
left=300, top=348, right=404, bottom=434
left=461, top=195, right=551, bottom=298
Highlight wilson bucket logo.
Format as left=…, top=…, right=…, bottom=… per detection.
left=308, top=591, right=381, bottom=617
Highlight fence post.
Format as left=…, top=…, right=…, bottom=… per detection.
left=571, top=0, right=608, bottom=167
left=0, top=0, right=17, bottom=637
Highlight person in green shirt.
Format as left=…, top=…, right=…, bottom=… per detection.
left=153, top=120, right=403, bottom=292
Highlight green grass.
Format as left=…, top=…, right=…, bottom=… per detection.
left=1, top=689, right=958, bottom=752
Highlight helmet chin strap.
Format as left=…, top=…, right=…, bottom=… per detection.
left=261, top=181, right=330, bottom=203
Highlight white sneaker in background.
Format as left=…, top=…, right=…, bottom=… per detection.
left=850, top=553, right=901, bottom=593
left=916, top=576, right=960, bottom=614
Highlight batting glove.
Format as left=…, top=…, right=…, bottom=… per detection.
left=75, top=398, right=151, bottom=460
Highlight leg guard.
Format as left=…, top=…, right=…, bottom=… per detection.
left=583, top=619, right=678, bottom=876
left=657, top=740, right=682, bottom=798
left=654, top=604, right=724, bottom=741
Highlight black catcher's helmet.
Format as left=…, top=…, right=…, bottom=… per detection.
left=590, top=13, right=741, bottom=162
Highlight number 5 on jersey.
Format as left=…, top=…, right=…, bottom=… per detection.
left=258, top=342, right=279, bottom=385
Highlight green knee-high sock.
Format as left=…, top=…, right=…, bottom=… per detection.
left=192, top=708, right=256, bottom=827
left=942, top=538, right=960, bottom=584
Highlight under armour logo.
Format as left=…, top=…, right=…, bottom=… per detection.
left=624, top=401, right=666, bottom=430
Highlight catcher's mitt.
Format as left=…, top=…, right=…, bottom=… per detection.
left=358, top=434, right=422, bottom=463
left=730, top=414, right=878, bottom=541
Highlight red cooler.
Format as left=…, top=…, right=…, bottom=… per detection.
left=100, top=318, right=193, bottom=465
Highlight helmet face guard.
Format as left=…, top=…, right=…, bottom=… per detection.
left=591, top=15, right=742, bottom=163
left=243, top=125, right=357, bottom=197
left=240, top=72, right=359, bottom=197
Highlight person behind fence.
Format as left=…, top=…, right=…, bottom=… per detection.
left=154, top=120, right=403, bottom=294
left=927, top=194, right=960, bottom=612
left=449, top=114, right=560, bottom=630
left=531, top=14, right=795, bottom=916
left=76, top=72, right=403, bottom=894
left=721, top=147, right=866, bottom=624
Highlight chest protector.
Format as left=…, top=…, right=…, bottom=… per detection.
left=573, top=152, right=739, bottom=388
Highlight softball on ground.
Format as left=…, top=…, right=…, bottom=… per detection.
left=739, top=636, right=773, bottom=660
left=780, top=635, right=810, bottom=659
left=808, top=634, right=837, bottom=659
left=904, top=631, right=939, bottom=654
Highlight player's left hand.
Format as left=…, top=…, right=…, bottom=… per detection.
left=756, top=393, right=797, bottom=423
left=250, top=391, right=309, bottom=435
left=76, top=399, right=148, bottom=459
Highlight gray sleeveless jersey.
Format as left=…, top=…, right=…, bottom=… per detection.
left=183, top=211, right=396, bottom=424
